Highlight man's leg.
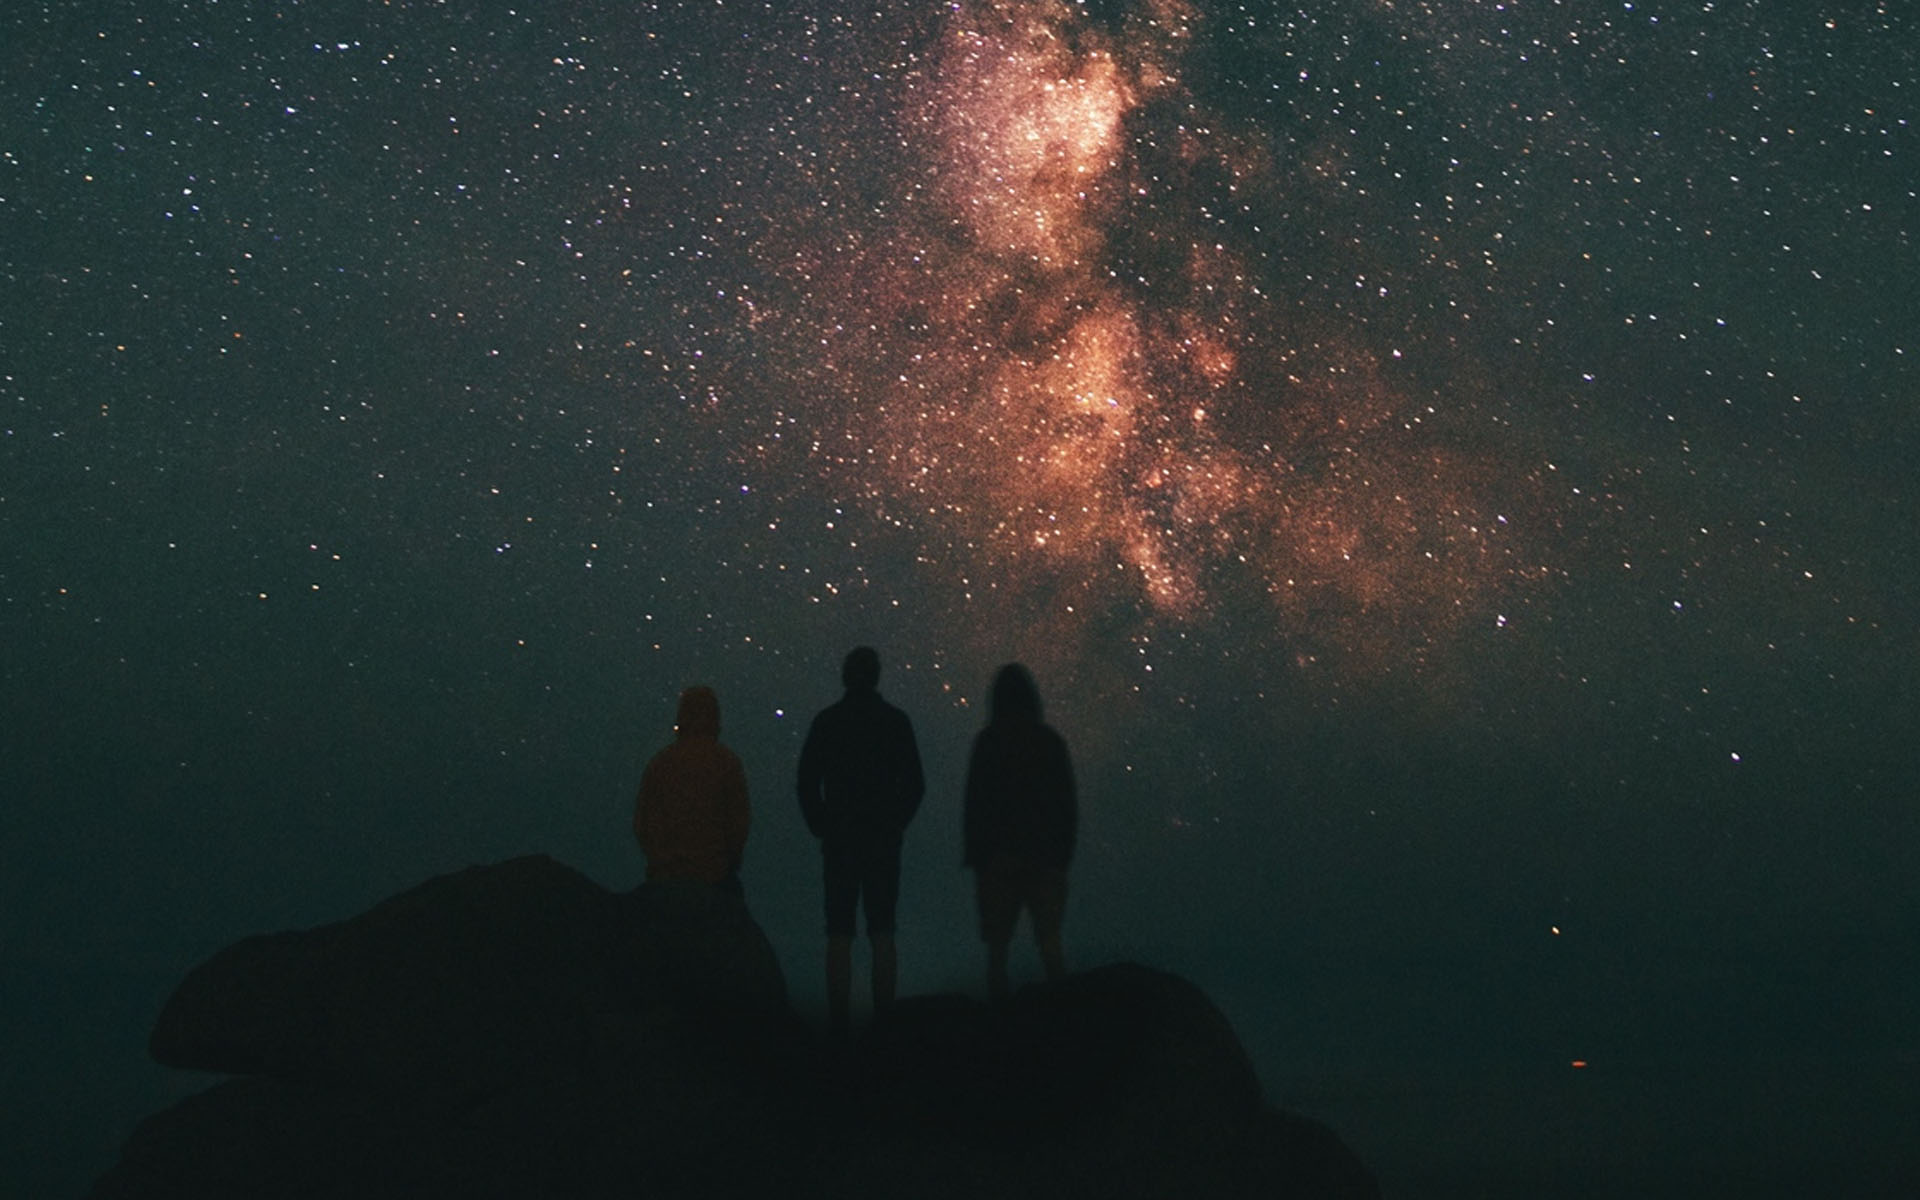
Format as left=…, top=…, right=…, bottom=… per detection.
left=822, top=845, right=858, bottom=1040
left=871, top=933, right=897, bottom=1011
left=865, top=845, right=904, bottom=1014
left=1036, top=931, right=1065, bottom=983
left=986, top=939, right=1011, bottom=1001
left=826, top=935, right=853, bottom=1040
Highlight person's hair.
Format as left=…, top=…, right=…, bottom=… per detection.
left=674, top=685, right=721, bottom=738
left=988, top=662, right=1042, bottom=724
left=842, top=646, right=882, bottom=690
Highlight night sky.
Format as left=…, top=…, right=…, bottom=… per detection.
left=4, top=1, right=1916, bottom=1195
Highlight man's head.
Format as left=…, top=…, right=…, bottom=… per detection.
left=674, top=685, right=721, bottom=738
left=842, top=646, right=882, bottom=691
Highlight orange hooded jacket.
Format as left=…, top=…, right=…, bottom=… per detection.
left=634, top=686, right=750, bottom=885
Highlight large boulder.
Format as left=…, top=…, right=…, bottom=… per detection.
left=148, top=856, right=789, bottom=1099
left=95, top=857, right=1376, bottom=1200
left=814, top=965, right=1373, bottom=1199
left=110, top=857, right=802, bottom=1198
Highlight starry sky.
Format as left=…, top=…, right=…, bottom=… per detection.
left=4, top=1, right=1916, bottom=1195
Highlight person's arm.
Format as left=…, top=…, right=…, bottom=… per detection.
left=897, top=710, right=926, bottom=828
left=725, top=752, right=751, bottom=873
left=795, top=715, right=826, bottom=837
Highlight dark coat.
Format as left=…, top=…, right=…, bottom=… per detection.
left=796, top=687, right=925, bottom=853
left=963, top=717, right=1077, bottom=872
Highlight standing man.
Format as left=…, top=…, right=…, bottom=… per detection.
left=796, top=646, right=925, bottom=1038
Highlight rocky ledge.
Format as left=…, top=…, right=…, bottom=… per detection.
left=91, top=855, right=1377, bottom=1199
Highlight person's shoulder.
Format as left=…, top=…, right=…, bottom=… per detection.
left=847, top=689, right=906, bottom=721
left=972, top=722, right=1013, bottom=753
left=638, top=747, right=666, bottom=780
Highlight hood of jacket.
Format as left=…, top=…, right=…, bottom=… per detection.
left=674, top=686, right=721, bottom=739
left=987, top=663, right=1042, bottom=725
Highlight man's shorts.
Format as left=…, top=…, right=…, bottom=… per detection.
left=822, top=840, right=903, bottom=937
left=975, top=859, right=1068, bottom=945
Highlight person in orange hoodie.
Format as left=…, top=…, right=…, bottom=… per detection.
left=634, top=685, right=750, bottom=893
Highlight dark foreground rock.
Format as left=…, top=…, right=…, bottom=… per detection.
left=93, top=856, right=1377, bottom=1199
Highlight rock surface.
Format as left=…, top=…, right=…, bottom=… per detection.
left=93, top=856, right=1377, bottom=1199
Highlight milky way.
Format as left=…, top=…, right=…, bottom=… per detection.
left=719, top=0, right=1557, bottom=685
left=7, top=0, right=1911, bottom=735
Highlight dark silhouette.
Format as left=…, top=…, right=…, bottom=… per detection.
left=112, top=856, right=1382, bottom=1199
left=796, top=646, right=926, bottom=1038
left=964, top=663, right=1077, bottom=1000
left=635, top=685, right=750, bottom=892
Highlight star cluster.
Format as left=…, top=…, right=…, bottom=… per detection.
left=3, top=0, right=1914, bottom=761
left=629, top=0, right=1567, bottom=697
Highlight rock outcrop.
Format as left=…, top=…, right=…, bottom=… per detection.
left=92, top=856, right=1376, bottom=1199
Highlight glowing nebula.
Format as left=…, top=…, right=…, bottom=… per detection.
left=755, top=0, right=1545, bottom=673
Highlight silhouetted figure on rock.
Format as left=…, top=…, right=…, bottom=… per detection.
left=635, top=685, right=750, bottom=893
left=964, top=662, right=1077, bottom=1000
left=796, top=646, right=925, bottom=1038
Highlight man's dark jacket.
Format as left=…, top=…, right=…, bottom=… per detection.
left=796, top=687, right=925, bottom=853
